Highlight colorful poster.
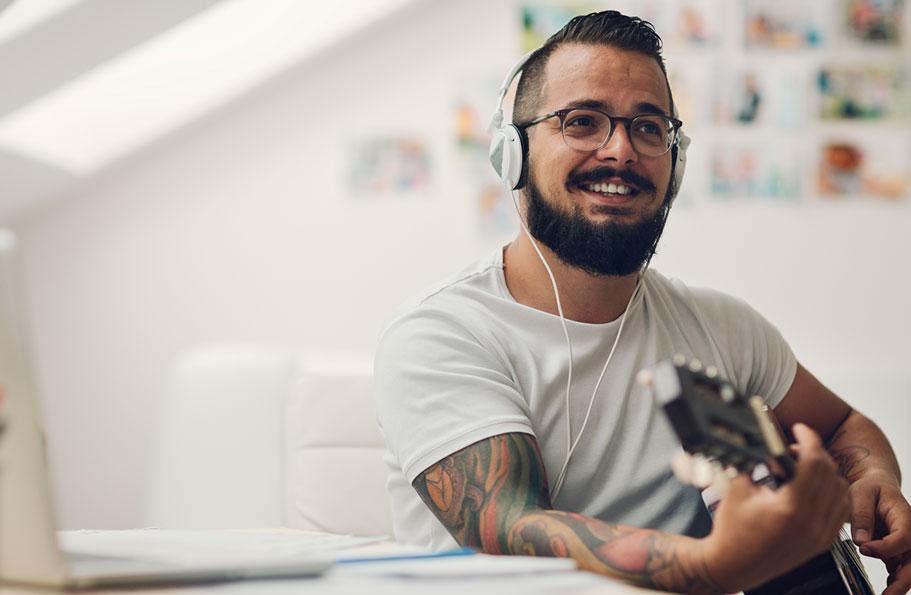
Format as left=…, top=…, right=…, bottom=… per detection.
left=817, top=65, right=910, bottom=120
left=744, top=0, right=830, bottom=48
left=711, top=144, right=802, bottom=201
left=520, top=2, right=604, bottom=51
left=454, top=75, right=518, bottom=237
left=817, top=137, right=910, bottom=199
left=843, top=0, right=905, bottom=44
left=713, top=66, right=805, bottom=128
left=634, top=0, right=719, bottom=46
left=348, top=137, right=431, bottom=196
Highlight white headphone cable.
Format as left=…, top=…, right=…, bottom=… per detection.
left=506, top=186, right=642, bottom=501
left=508, top=187, right=576, bottom=473
left=550, top=277, right=641, bottom=498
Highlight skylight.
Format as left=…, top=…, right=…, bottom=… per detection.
left=0, top=0, right=412, bottom=174
left=0, top=0, right=83, bottom=45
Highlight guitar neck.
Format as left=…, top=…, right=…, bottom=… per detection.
left=749, top=399, right=796, bottom=483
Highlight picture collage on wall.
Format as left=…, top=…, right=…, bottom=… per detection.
left=454, top=76, right=519, bottom=237
left=509, top=0, right=910, bottom=209
left=347, top=137, right=432, bottom=197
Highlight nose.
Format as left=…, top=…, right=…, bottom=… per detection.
left=594, top=121, right=638, bottom=165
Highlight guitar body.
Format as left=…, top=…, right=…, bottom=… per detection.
left=641, top=357, right=875, bottom=595
left=747, top=542, right=872, bottom=595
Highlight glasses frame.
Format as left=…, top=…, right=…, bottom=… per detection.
left=519, top=107, right=684, bottom=157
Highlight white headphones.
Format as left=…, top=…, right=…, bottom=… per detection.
left=488, top=46, right=692, bottom=500
left=488, top=49, right=691, bottom=197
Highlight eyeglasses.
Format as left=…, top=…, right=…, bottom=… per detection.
left=519, top=107, right=683, bottom=157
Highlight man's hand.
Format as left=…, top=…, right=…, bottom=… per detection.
left=848, top=470, right=911, bottom=594
left=703, top=423, right=851, bottom=592
left=774, top=363, right=911, bottom=593
left=819, top=411, right=911, bottom=595
left=412, top=430, right=854, bottom=594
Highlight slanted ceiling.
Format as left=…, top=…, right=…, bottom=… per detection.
left=0, top=0, right=418, bottom=224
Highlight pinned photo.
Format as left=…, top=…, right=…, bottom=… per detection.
left=348, top=137, right=431, bottom=196
left=520, top=2, right=605, bottom=51
left=713, top=67, right=804, bottom=127
left=817, top=65, right=910, bottom=120
left=634, top=0, right=719, bottom=47
left=818, top=139, right=910, bottom=199
left=843, top=0, right=905, bottom=44
left=453, top=75, right=517, bottom=237
left=711, top=144, right=802, bottom=201
left=744, top=0, right=830, bottom=48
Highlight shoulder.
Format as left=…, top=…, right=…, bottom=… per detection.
left=642, top=269, right=757, bottom=323
left=378, top=249, right=509, bottom=346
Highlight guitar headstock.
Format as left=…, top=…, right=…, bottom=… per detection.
left=638, top=355, right=795, bottom=488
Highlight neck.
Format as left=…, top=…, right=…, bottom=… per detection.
left=503, top=232, right=641, bottom=324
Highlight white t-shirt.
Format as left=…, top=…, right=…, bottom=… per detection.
left=374, top=247, right=797, bottom=551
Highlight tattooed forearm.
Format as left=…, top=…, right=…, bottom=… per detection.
left=412, top=434, right=724, bottom=594
left=508, top=511, right=724, bottom=594
left=826, top=428, right=872, bottom=482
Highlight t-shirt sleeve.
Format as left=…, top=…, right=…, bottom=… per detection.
left=374, top=306, right=534, bottom=484
left=690, top=289, right=797, bottom=409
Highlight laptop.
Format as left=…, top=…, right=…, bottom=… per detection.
left=0, top=229, right=334, bottom=588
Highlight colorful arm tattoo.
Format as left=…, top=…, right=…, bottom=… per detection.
left=412, top=433, right=724, bottom=594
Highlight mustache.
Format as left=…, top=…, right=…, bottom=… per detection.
left=567, top=166, right=656, bottom=193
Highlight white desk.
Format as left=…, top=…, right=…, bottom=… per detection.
left=0, top=528, right=669, bottom=595
left=0, top=572, right=663, bottom=595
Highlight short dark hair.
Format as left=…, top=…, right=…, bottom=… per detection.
left=513, top=11, right=672, bottom=125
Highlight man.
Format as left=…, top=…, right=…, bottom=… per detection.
left=374, top=11, right=910, bottom=594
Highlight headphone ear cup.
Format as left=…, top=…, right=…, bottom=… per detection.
left=488, top=124, right=526, bottom=190
left=669, top=130, right=691, bottom=202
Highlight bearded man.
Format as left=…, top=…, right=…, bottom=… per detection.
left=374, top=11, right=911, bottom=594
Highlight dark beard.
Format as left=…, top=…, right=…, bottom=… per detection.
left=524, top=168, right=671, bottom=277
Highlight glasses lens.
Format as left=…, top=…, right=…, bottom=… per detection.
left=560, top=109, right=611, bottom=151
left=630, top=115, right=675, bottom=156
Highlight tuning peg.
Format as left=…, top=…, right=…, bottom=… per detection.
left=751, top=463, right=771, bottom=482
left=691, top=454, right=716, bottom=489
left=705, top=365, right=718, bottom=379
left=688, top=359, right=704, bottom=373
left=710, top=465, right=733, bottom=496
left=671, top=450, right=696, bottom=485
left=673, top=354, right=687, bottom=367
left=636, top=369, right=654, bottom=387
left=720, top=384, right=736, bottom=403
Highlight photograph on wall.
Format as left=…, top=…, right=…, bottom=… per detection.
left=817, top=137, right=910, bottom=200
left=711, top=144, right=802, bottom=201
left=520, top=2, right=606, bottom=51
left=455, top=76, right=499, bottom=160
left=842, top=0, right=906, bottom=44
left=454, top=75, right=518, bottom=237
left=347, top=136, right=431, bottom=196
left=817, top=65, right=910, bottom=120
left=713, top=66, right=805, bottom=128
left=744, top=0, right=831, bottom=48
left=634, top=0, right=719, bottom=47
left=666, top=65, right=707, bottom=127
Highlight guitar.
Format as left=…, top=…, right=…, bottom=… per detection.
left=637, top=356, right=874, bottom=595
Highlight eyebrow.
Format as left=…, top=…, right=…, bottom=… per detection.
left=563, top=99, right=670, bottom=117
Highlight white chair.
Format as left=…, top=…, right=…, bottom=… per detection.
left=284, top=357, right=393, bottom=537
left=145, top=347, right=393, bottom=538
left=145, top=345, right=295, bottom=529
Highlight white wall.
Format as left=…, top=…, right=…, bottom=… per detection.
left=12, top=0, right=911, bottom=536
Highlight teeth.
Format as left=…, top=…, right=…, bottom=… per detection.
left=587, top=183, right=632, bottom=195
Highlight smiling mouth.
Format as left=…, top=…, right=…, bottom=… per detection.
left=579, top=182, right=640, bottom=198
